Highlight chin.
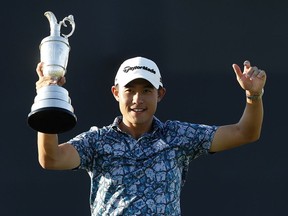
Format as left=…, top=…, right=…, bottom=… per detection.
left=132, top=117, right=153, bottom=125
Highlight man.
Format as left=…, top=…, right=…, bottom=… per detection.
left=35, top=56, right=266, bottom=215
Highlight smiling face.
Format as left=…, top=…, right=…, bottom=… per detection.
left=111, top=78, right=166, bottom=135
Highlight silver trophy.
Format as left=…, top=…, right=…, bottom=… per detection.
left=28, top=11, right=77, bottom=134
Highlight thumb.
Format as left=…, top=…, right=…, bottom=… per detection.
left=36, top=62, right=44, bottom=78
left=232, top=63, right=243, bottom=78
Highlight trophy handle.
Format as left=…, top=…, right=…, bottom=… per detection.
left=60, top=15, right=75, bottom=38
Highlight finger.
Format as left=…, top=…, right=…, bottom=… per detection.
left=257, top=70, right=266, bottom=79
left=247, top=66, right=258, bottom=78
left=36, top=62, right=44, bottom=78
left=58, top=76, right=66, bottom=86
left=36, top=77, right=49, bottom=90
left=35, top=76, right=58, bottom=90
left=232, top=63, right=243, bottom=78
left=243, top=60, right=251, bottom=70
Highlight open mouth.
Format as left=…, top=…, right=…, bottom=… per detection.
left=131, top=108, right=146, bottom=112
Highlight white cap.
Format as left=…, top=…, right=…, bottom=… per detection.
left=114, top=56, right=163, bottom=89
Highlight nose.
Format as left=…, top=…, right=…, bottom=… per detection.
left=132, top=92, right=144, bottom=104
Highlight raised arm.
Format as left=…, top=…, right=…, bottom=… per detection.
left=37, top=133, right=80, bottom=170
left=35, top=62, right=80, bottom=170
left=210, top=60, right=267, bottom=152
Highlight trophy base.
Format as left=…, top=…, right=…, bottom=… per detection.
left=28, top=107, right=77, bottom=134
left=28, top=85, right=77, bottom=134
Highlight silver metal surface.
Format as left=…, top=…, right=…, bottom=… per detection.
left=28, top=11, right=77, bottom=133
left=40, top=11, right=75, bottom=78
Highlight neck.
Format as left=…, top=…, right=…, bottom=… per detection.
left=119, top=119, right=153, bottom=139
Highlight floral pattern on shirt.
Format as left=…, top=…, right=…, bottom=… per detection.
left=68, top=116, right=218, bottom=216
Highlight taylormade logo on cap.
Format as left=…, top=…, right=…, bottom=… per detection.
left=123, top=66, right=156, bottom=74
left=114, top=56, right=163, bottom=89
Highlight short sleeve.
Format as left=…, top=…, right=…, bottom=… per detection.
left=165, top=121, right=218, bottom=159
left=67, top=127, right=99, bottom=172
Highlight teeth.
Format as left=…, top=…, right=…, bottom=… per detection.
left=133, top=109, right=143, bottom=112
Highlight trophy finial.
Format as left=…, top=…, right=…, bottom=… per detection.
left=44, top=11, right=75, bottom=38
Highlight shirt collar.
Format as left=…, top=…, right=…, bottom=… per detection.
left=111, top=116, right=163, bottom=134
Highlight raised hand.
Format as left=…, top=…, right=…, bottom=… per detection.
left=232, top=60, right=266, bottom=95
left=35, top=62, right=66, bottom=90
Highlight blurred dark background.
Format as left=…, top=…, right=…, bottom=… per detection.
left=1, top=0, right=286, bottom=215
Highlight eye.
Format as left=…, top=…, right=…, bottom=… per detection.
left=124, top=88, right=132, bottom=93
left=143, top=88, right=153, bottom=93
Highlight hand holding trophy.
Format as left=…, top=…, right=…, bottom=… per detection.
left=28, top=11, right=77, bottom=134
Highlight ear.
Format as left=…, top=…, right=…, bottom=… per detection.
left=111, top=85, right=119, bottom=101
left=157, top=87, right=166, bottom=102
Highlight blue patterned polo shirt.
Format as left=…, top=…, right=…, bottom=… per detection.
left=68, top=116, right=218, bottom=216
